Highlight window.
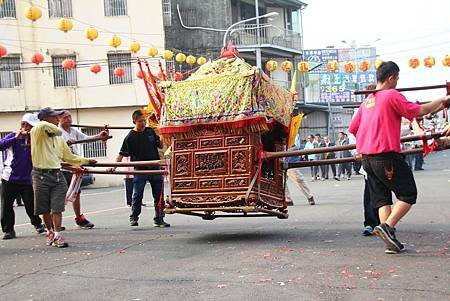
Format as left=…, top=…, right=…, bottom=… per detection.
left=81, top=128, right=107, bottom=158
left=0, top=56, right=21, bottom=88
left=0, top=0, right=16, bottom=18
left=162, top=0, right=171, bottom=26
left=179, top=8, right=197, bottom=27
left=52, top=55, right=77, bottom=87
left=107, top=52, right=132, bottom=84
left=104, top=0, right=127, bottom=17
left=48, top=0, right=73, bottom=18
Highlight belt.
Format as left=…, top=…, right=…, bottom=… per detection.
left=33, top=168, right=60, bottom=173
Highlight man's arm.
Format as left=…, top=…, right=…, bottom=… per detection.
left=60, top=138, right=91, bottom=166
left=0, top=133, right=16, bottom=151
left=418, top=95, right=450, bottom=117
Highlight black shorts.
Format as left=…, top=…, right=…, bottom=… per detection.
left=361, top=152, right=417, bottom=208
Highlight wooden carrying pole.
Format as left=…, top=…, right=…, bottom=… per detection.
left=70, top=136, right=112, bottom=145
left=354, top=83, right=449, bottom=95
left=61, top=159, right=167, bottom=168
left=266, top=132, right=445, bottom=159
left=286, top=144, right=450, bottom=169
left=62, top=167, right=165, bottom=176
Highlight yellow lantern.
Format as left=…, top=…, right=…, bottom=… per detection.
left=344, top=61, right=356, bottom=73
left=408, top=57, right=420, bottom=69
left=85, top=27, right=98, bottom=41
left=25, top=6, right=42, bottom=21
left=326, top=60, right=339, bottom=72
left=423, top=56, right=435, bottom=68
left=57, top=18, right=73, bottom=33
left=186, top=55, right=196, bottom=65
left=297, top=61, right=309, bottom=73
left=148, top=47, right=158, bottom=57
left=129, top=41, right=141, bottom=53
left=442, top=55, right=450, bottom=67
left=281, top=61, right=292, bottom=73
left=163, top=50, right=174, bottom=60
left=358, top=59, right=370, bottom=72
left=175, top=53, right=186, bottom=63
left=197, top=57, right=207, bottom=65
left=375, top=58, right=383, bottom=69
left=109, top=35, right=122, bottom=48
left=266, top=60, right=278, bottom=72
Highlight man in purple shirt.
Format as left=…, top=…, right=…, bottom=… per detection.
left=0, top=113, right=45, bottom=239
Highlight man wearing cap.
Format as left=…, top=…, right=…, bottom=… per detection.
left=31, top=107, right=96, bottom=248
left=0, top=113, right=46, bottom=240
left=58, top=110, right=108, bottom=229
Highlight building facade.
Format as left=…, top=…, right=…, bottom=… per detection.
left=0, top=0, right=165, bottom=186
left=163, top=0, right=307, bottom=92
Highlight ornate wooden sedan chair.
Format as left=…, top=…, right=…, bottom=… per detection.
left=156, top=55, right=294, bottom=220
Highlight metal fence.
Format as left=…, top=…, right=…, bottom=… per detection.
left=48, top=0, right=73, bottom=18
left=231, top=25, right=302, bottom=51
left=81, top=128, right=107, bottom=158
left=52, top=55, right=77, bottom=87
left=0, top=0, right=16, bottom=18
left=104, top=0, right=127, bottom=17
left=0, top=56, right=21, bottom=88
left=107, top=52, right=132, bottom=84
left=162, top=0, right=171, bottom=26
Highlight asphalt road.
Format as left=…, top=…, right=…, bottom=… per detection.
left=0, top=151, right=449, bottom=301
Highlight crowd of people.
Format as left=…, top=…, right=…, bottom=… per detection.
left=0, top=108, right=168, bottom=247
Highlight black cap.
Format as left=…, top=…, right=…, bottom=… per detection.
left=37, top=107, right=64, bottom=120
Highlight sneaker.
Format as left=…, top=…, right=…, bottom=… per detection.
left=334, top=176, right=340, bottom=181
left=60, top=226, right=66, bottom=231
left=52, top=235, right=68, bottom=248
left=130, top=220, right=138, bottom=226
left=141, top=203, right=147, bottom=207
left=46, top=232, right=55, bottom=246
left=347, top=177, right=351, bottom=180
left=35, top=224, right=46, bottom=235
left=362, top=226, right=373, bottom=236
left=126, top=204, right=131, bottom=208
left=2, top=230, right=16, bottom=240
left=153, top=221, right=170, bottom=228
left=373, top=223, right=403, bottom=252
left=307, top=197, right=315, bottom=205
left=75, top=215, right=94, bottom=229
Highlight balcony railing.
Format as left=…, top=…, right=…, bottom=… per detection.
left=230, top=24, right=302, bottom=52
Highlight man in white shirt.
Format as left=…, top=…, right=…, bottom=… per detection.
left=59, top=110, right=108, bottom=229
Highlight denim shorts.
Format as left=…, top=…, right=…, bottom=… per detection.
left=32, top=169, right=68, bottom=214
left=362, top=152, right=417, bottom=208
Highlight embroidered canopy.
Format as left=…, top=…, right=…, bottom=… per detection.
left=158, top=57, right=293, bottom=137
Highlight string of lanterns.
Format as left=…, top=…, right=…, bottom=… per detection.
left=265, top=55, right=449, bottom=74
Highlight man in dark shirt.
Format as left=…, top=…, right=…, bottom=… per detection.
left=112, top=110, right=169, bottom=227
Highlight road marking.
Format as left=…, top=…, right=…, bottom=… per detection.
left=14, top=206, right=128, bottom=228
left=83, top=188, right=125, bottom=196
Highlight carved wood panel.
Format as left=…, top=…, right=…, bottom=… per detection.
left=173, top=180, right=196, bottom=190
left=231, top=149, right=249, bottom=173
left=225, top=177, right=249, bottom=188
left=194, top=150, right=228, bottom=175
left=225, top=136, right=248, bottom=146
left=199, top=178, right=222, bottom=189
left=173, top=152, right=191, bottom=177
left=200, top=138, right=223, bottom=148
left=174, top=140, right=197, bottom=151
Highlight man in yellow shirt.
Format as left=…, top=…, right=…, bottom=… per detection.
left=31, top=107, right=96, bottom=248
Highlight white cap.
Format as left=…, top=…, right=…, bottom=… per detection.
left=22, top=113, right=40, bottom=127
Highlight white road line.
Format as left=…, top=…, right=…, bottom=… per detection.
left=14, top=206, right=128, bottom=228
left=82, top=188, right=125, bottom=196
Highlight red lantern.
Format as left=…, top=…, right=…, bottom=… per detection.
left=62, top=58, right=75, bottom=70
left=281, top=61, right=292, bottom=73
left=0, top=45, right=7, bottom=58
left=174, top=72, right=183, bottom=81
left=443, top=55, right=450, bottom=67
left=31, top=53, right=44, bottom=65
left=136, top=70, right=146, bottom=79
left=344, top=61, right=356, bottom=73
left=90, top=64, right=101, bottom=74
left=358, top=59, right=370, bottom=72
left=114, top=67, right=125, bottom=77
left=408, top=57, right=420, bottom=69
left=297, top=61, right=309, bottom=73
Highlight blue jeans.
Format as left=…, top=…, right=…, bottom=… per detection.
left=130, top=174, right=164, bottom=223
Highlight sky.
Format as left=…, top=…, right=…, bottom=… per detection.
left=302, top=0, right=450, bottom=101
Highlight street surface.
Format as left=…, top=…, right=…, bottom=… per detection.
left=0, top=151, right=449, bottom=301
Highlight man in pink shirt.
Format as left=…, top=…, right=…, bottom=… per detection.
left=349, top=61, right=450, bottom=254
